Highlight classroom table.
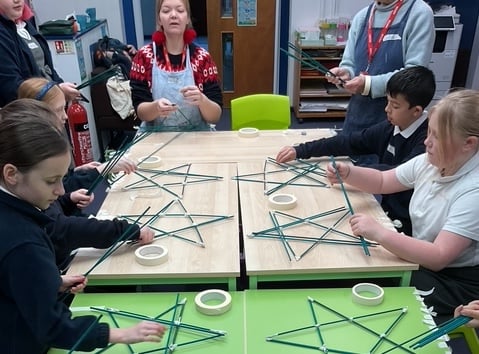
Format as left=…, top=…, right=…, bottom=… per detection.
left=125, top=128, right=335, bottom=163
left=67, top=129, right=417, bottom=291
left=67, top=162, right=240, bottom=290
left=237, top=161, right=418, bottom=289
left=48, top=287, right=449, bottom=354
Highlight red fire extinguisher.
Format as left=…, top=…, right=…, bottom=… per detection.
left=67, top=100, right=94, bottom=166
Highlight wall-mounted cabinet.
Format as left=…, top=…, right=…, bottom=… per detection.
left=293, top=43, right=350, bottom=121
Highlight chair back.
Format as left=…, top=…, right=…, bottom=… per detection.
left=231, top=94, right=291, bottom=130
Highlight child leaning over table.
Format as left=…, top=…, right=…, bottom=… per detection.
left=17, top=78, right=155, bottom=273
left=276, top=66, right=435, bottom=236
left=0, top=99, right=166, bottom=353
left=326, top=89, right=479, bottom=325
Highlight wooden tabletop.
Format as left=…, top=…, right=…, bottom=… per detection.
left=237, top=160, right=418, bottom=288
left=67, top=129, right=417, bottom=290
left=67, top=162, right=240, bottom=289
left=127, top=129, right=335, bottom=163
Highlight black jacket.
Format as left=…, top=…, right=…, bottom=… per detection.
left=0, top=191, right=109, bottom=353
left=0, top=15, right=63, bottom=106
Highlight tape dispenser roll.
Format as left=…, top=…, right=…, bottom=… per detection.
left=268, top=193, right=297, bottom=210
left=238, top=127, right=259, bottom=138
left=352, top=283, right=384, bottom=306
left=134, top=244, right=168, bottom=266
left=195, top=289, right=232, bottom=315
left=138, top=155, right=162, bottom=168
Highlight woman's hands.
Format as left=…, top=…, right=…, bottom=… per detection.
left=180, top=86, right=205, bottom=107
left=155, top=98, right=178, bottom=119
left=59, top=82, right=82, bottom=102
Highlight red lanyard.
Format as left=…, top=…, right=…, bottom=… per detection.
left=367, top=0, right=403, bottom=67
left=162, top=44, right=187, bottom=71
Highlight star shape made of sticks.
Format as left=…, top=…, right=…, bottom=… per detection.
left=266, top=296, right=415, bottom=354
left=248, top=207, right=376, bottom=261
left=233, top=157, right=329, bottom=196
left=121, top=199, right=234, bottom=248
left=122, top=163, right=223, bottom=199
left=84, top=294, right=226, bottom=353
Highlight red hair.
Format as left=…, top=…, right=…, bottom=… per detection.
left=21, top=4, right=34, bottom=21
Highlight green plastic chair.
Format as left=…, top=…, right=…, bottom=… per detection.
left=450, top=326, right=479, bottom=353
left=230, top=94, right=291, bottom=130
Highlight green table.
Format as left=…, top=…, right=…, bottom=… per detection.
left=245, top=287, right=448, bottom=354
left=49, top=287, right=448, bottom=353
left=48, top=292, right=244, bottom=354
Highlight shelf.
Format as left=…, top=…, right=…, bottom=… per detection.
left=293, top=42, right=349, bottom=120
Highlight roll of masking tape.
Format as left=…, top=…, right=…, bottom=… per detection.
left=195, top=289, right=232, bottom=315
left=352, top=283, right=384, bottom=306
left=138, top=155, right=162, bottom=168
left=134, top=244, right=168, bottom=266
left=268, top=193, right=297, bottom=210
left=238, top=127, right=259, bottom=138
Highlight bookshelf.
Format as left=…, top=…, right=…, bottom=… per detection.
left=292, top=42, right=350, bottom=121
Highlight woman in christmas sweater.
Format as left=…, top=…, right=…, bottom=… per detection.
left=130, top=0, right=223, bottom=131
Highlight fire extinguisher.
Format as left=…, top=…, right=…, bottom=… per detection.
left=67, top=100, right=94, bottom=166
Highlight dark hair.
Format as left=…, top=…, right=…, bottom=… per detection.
left=386, top=66, right=436, bottom=109
left=0, top=99, right=70, bottom=174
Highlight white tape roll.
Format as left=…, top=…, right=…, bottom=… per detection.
left=138, top=155, right=162, bottom=168
left=268, top=193, right=297, bottom=210
left=134, top=244, right=168, bottom=266
left=195, top=289, right=232, bottom=315
left=238, top=127, right=259, bottom=138
left=352, top=283, right=384, bottom=306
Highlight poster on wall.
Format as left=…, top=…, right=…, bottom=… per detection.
left=237, top=0, right=257, bottom=26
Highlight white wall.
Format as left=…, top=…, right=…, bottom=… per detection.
left=32, top=0, right=126, bottom=42
left=287, top=0, right=370, bottom=97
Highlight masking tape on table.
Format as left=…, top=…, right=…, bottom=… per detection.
left=238, top=127, right=259, bottom=138
left=195, top=289, right=232, bottom=315
left=352, top=283, right=384, bottom=306
left=268, top=193, right=297, bottom=210
left=134, top=244, right=168, bottom=266
left=138, top=155, right=162, bottom=168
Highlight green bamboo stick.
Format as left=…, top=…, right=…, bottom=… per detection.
left=330, top=156, right=370, bottom=256
left=67, top=315, right=103, bottom=354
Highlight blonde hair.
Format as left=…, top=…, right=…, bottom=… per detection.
left=18, top=77, right=65, bottom=106
left=431, top=89, right=479, bottom=165
left=155, top=0, right=192, bottom=31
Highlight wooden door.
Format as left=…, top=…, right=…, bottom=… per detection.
left=206, top=0, right=276, bottom=107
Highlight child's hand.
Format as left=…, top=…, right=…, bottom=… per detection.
left=109, top=156, right=137, bottom=174
left=326, top=161, right=350, bottom=184
left=70, top=188, right=94, bottom=208
left=60, top=274, right=87, bottom=294
left=276, top=146, right=297, bottom=163
left=74, top=161, right=102, bottom=172
left=137, top=226, right=155, bottom=245
left=455, top=300, right=479, bottom=328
